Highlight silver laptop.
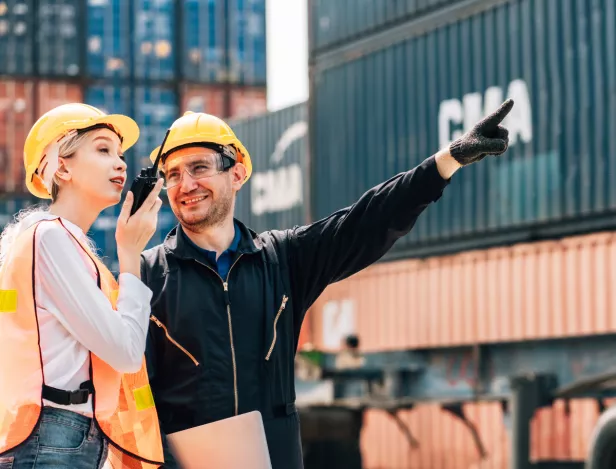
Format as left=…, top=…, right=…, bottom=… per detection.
left=166, top=411, right=272, bottom=469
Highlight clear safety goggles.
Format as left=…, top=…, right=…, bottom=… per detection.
left=159, top=151, right=235, bottom=189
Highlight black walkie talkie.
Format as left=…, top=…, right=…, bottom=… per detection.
left=129, top=129, right=171, bottom=215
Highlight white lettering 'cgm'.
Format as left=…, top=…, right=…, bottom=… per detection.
left=251, top=121, right=307, bottom=216
left=438, top=79, right=533, bottom=149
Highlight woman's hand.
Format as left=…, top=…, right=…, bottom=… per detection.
left=115, top=179, right=164, bottom=278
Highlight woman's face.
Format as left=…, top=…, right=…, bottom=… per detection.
left=59, top=128, right=128, bottom=208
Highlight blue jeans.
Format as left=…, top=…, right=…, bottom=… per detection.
left=0, top=407, right=108, bottom=469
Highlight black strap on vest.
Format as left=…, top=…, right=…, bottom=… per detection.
left=42, top=380, right=94, bottom=405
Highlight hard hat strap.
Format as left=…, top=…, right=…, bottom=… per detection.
left=161, top=142, right=237, bottom=165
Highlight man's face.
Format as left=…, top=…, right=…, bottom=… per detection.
left=162, top=146, right=245, bottom=232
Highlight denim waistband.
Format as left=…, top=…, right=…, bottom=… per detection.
left=40, top=406, right=93, bottom=432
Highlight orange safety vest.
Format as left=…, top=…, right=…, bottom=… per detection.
left=0, top=218, right=164, bottom=468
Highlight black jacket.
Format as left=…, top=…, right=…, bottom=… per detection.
left=141, top=155, right=450, bottom=468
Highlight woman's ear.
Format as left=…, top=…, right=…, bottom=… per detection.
left=54, top=158, right=72, bottom=183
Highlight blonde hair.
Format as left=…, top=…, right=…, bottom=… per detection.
left=0, top=130, right=100, bottom=267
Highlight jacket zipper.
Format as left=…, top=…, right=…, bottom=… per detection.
left=150, top=315, right=200, bottom=366
left=265, top=295, right=288, bottom=361
left=196, top=254, right=243, bottom=416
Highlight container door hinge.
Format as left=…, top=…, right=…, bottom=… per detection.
left=384, top=406, right=419, bottom=450
left=442, top=402, right=488, bottom=459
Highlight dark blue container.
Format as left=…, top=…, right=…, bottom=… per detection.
left=86, top=0, right=131, bottom=79
left=310, top=0, right=616, bottom=259
left=183, top=0, right=226, bottom=83
left=230, top=102, right=308, bottom=233
left=37, top=0, right=80, bottom=77
left=133, top=0, right=176, bottom=81
left=131, top=85, right=178, bottom=174
left=227, top=0, right=267, bottom=85
left=309, top=0, right=453, bottom=54
left=0, top=1, right=35, bottom=75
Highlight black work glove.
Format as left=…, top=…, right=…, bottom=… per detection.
left=449, top=98, right=514, bottom=166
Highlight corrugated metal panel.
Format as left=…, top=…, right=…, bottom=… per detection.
left=86, top=0, right=131, bottom=78
left=0, top=80, right=34, bottom=194
left=85, top=84, right=177, bottom=179
left=309, top=0, right=454, bottom=54
left=133, top=0, right=175, bottom=81
left=0, top=80, right=82, bottom=195
left=229, top=102, right=308, bottom=233
left=309, top=231, right=616, bottom=351
left=183, top=0, right=226, bottom=83
left=310, top=0, right=616, bottom=259
left=38, top=0, right=80, bottom=76
left=0, top=1, right=35, bottom=75
left=356, top=398, right=599, bottom=467
left=37, top=80, right=83, bottom=114
left=229, top=87, right=267, bottom=119
left=227, top=0, right=267, bottom=85
left=0, top=196, right=38, bottom=228
left=180, top=84, right=226, bottom=116
left=131, top=85, right=178, bottom=175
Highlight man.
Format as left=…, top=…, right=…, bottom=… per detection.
left=141, top=100, right=514, bottom=468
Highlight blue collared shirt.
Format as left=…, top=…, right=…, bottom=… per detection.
left=181, top=223, right=241, bottom=280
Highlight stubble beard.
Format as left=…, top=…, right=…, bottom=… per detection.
left=177, top=187, right=234, bottom=233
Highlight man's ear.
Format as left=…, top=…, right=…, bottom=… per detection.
left=232, top=163, right=247, bottom=188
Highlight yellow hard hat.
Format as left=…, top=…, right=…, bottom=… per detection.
left=150, top=111, right=252, bottom=183
left=24, top=103, right=140, bottom=199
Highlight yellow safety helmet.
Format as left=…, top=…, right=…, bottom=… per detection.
left=149, top=111, right=252, bottom=183
left=24, top=103, right=140, bottom=199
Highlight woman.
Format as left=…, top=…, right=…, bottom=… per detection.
left=0, top=103, right=165, bottom=469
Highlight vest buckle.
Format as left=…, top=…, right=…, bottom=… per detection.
left=69, top=388, right=90, bottom=405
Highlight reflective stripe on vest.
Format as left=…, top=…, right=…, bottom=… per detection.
left=0, top=219, right=164, bottom=468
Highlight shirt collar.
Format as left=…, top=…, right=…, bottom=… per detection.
left=179, top=222, right=242, bottom=258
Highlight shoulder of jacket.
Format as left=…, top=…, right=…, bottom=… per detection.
left=140, top=244, right=169, bottom=273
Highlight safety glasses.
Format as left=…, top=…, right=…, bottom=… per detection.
left=159, top=152, right=235, bottom=189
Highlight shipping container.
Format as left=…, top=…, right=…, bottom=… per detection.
left=229, top=86, right=267, bottom=119
left=182, top=0, right=226, bottom=83
left=180, top=84, right=226, bottom=116
left=0, top=0, right=35, bottom=75
left=38, top=0, right=80, bottom=77
left=131, top=85, right=178, bottom=174
left=84, top=84, right=177, bottom=181
left=355, top=398, right=608, bottom=468
left=227, top=0, right=267, bottom=85
left=133, top=0, right=176, bottom=81
left=308, top=231, right=616, bottom=352
left=0, top=80, right=82, bottom=195
left=0, top=196, right=39, bottom=227
left=309, top=0, right=454, bottom=54
left=310, top=0, right=616, bottom=260
left=230, top=102, right=308, bottom=233
left=86, top=0, right=131, bottom=78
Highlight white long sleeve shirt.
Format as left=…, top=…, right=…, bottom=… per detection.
left=18, top=212, right=153, bottom=416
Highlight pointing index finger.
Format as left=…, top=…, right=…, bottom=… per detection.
left=478, top=99, right=515, bottom=130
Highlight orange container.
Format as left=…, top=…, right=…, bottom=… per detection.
left=180, top=84, right=267, bottom=120
left=355, top=397, right=615, bottom=468
left=0, top=80, right=82, bottom=195
left=307, top=232, right=616, bottom=351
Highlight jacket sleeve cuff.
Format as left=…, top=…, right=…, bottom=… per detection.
left=418, top=153, right=452, bottom=203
